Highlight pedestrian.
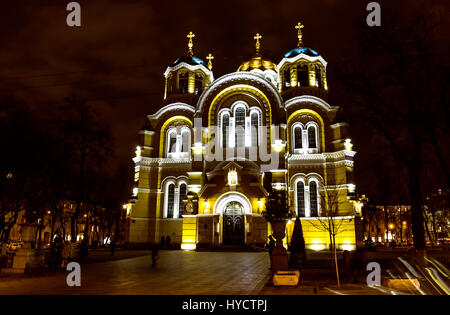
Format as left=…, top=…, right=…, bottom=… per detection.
left=151, top=244, right=160, bottom=267
left=110, top=239, right=116, bottom=256
left=165, top=235, right=171, bottom=249
left=160, top=236, right=165, bottom=249
left=268, top=235, right=275, bottom=270
left=53, top=237, right=63, bottom=271
left=61, top=241, right=71, bottom=270
left=268, top=235, right=275, bottom=257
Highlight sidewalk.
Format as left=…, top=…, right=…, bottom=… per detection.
left=258, top=268, right=392, bottom=295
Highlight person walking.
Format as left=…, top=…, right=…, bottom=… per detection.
left=268, top=235, right=275, bottom=256
left=268, top=235, right=275, bottom=269
left=61, top=240, right=71, bottom=270
left=110, top=239, right=116, bottom=256
left=165, top=235, right=171, bottom=249
left=151, top=244, right=160, bottom=267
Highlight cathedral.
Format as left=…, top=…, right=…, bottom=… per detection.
left=125, top=23, right=362, bottom=251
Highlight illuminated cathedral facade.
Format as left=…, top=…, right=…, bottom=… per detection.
left=125, top=24, right=362, bottom=251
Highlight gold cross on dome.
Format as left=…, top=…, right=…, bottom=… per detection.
left=295, top=22, right=304, bottom=47
left=254, top=33, right=262, bottom=55
left=206, top=53, right=214, bottom=70
left=187, top=31, right=195, bottom=56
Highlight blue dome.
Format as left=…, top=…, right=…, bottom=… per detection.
left=283, top=47, right=319, bottom=59
left=170, top=56, right=206, bottom=67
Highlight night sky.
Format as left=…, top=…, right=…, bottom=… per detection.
left=1, top=1, right=449, bottom=200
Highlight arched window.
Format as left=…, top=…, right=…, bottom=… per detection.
left=181, top=130, right=190, bottom=153
left=296, top=181, right=305, bottom=217
left=178, top=183, right=187, bottom=218
left=315, top=65, right=323, bottom=88
left=167, top=183, right=175, bottom=218
left=297, top=64, right=309, bottom=87
left=222, top=113, right=229, bottom=148
left=194, top=73, right=203, bottom=95
left=294, top=126, right=303, bottom=150
left=251, top=112, right=259, bottom=147
left=284, top=69, right=291, bottom=88
left=178, top=72, right=188, bottom=93
left=309, top=181, right=318, bottom=217
left=168, top=130, right=177, bottom=153
left=167, top=127, right=191, bottom=158
left=235, top=107, right=246, bottom=147
left=308, top=125, right=317, bottom=149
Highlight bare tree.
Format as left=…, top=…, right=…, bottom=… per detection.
left=335, top=7, right=450, bottom=253
left=309, top=183, right=353, bottom=287
left=56, top=97, right=114, bottom=244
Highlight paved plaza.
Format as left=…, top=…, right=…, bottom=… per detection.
left=0, top=251, right=271, bottom=295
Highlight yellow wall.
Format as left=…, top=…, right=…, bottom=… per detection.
left=276, top=218, right=356, bottom=251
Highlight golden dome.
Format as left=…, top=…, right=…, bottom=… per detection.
left=237, top=56, right=278, bottom=72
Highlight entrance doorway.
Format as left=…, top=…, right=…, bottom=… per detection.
left=223, top=201, right=245, bottom=244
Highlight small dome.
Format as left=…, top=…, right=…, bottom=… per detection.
left=283, top=47, right=319, bottom=59
left=171, top=55, right=206, bottom=67
left=237, top=56, right=278, bottom=72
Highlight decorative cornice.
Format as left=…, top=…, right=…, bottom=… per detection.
left=148, top=102, right=195, bottom=120
left=285, top=95, right=338, bottom=113
left=134, top=156, right=192, bottom=167
left=277, top=53, right=327, bottom=71
left=287, top=150, right=355, bottom=164
left=163, top=62, right=213, bottom=82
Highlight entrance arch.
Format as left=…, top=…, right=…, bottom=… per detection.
left=223, top=201, right=245, bottom=244
left=213, top=192, right=252, bottom=215
left=214, top=192, right=252, bottom=245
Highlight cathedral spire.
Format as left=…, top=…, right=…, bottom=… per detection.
left=253, top=33, right=262, bottom=56
left=295, top=22, right=304, bottom=48
left=187, top=31, right=195, bottom=57
left=206, top=53, right=214, bottom=70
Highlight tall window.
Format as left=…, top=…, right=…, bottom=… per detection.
left=315, top=66, right=323, bottom=88
left=167, top=75, right=173, bottom=96
left=296, top=181, right=305, bottom=217
left=235, top=107, right=245, bottom=147
left=178, top=183, right=187, bottom=216
left=308, top=125, right=317, bottom=149
left=222, top=113, right=229, bottom=148
left=309, top=181, right=318, bottom=217
left=294, top=126, right=303, bottom=149
left=284, top=69, right=291, bottom=88
left=166, top=127, right=191, bottom=158
left=295, top=177, right=320, bottom=217
left=178, top=72, right=188, bottom=93
left=292, top=123, right=319, bottom=153
left=164, top=181, right=188, bottom=219
left=181, top=130, right=190, bottom=152
left=168, top=131, right=177, bottom=153
left=251, top=112, right=259, bottom=147
left=167, top=183, right=175, bottom=218
left=220, top=105, right=262, bottom=149
left=297, top=64, right=309, bottom=87
left=194, top=73, right=203, bottom=95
